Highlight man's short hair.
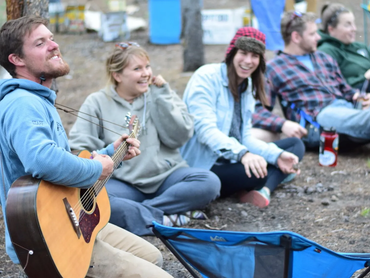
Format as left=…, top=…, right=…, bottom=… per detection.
left=0, top=16, right=48, bottom=77
left=280, top=11, right=317, bottom=45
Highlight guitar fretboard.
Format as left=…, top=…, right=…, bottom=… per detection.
left=76, top=119, right=140, bottom=218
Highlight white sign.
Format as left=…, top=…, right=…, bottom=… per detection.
left=99, top=12, right=130, bottom=42
left=202, top=8, right=245, bottom=45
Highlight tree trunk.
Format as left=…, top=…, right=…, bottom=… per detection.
left=23, top=0, right=49, bottom=18
left=6, top=0, right=48, bottom=20
left=6, top=0, right=23, bottom=20
left=182, top=0, right=204, bottom=72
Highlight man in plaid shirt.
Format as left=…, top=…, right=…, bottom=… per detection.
left=252, top=11, right=370, bottom=146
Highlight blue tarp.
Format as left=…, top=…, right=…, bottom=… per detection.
left=251, top=0, right=285, bottom=51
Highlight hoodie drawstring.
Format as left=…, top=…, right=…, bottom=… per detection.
left=141, top=93, right=147, bottom=135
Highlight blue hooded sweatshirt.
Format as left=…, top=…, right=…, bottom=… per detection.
left=0, top=78, right=110, bottom=263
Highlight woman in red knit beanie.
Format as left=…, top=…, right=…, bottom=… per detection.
left=181, top=27, right=305, bottom=208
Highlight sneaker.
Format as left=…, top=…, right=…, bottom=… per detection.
left=281, top=173, right=296, bottom=184
left=183, top=210, right=208, bottom=220
left=163, top=214, right=190, bottom=227
left=239, top=187, right=270, bottom=208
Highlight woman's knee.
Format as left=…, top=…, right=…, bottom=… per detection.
left=292, top=138, right=305, bottom=160
left=186, top=170, right=221, bottom=205
left=202, top=171, right=221, bottom=199
left=282, top=137, right=305, bottom=160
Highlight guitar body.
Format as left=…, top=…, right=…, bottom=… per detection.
left=6, top=150, right=111, bottom=278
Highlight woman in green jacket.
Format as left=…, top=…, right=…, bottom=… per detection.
left=318, top=3, right=370, bottom=91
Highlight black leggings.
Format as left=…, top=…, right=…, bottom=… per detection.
left=210, top=137, right=305, bottom=198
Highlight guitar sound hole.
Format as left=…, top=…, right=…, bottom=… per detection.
left=80, top=188, right=96, bottom=212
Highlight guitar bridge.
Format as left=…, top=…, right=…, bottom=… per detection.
left=63, top=198, right=81, bottom=238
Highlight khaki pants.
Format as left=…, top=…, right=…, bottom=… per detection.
left=87, top=223, right=173, bottom=278
left=251, top=128, right=284, bottom=143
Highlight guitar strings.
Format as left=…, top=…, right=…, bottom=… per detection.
left=55, top=103, right=128, bottom=137
left=55, top=102, right=129, bottom=129
left=78, top=142, right=127, bottom=210
left=74, top=127, right=138, bottom=222
left=56, top=104, right=137, bottom=215
left=76, top=138, right=130, bottom=217
left=56, top=102, right=138, bottom=216
left=76, top=141, right=129, bottom=221
left=79, top=143, right=128, bottom=217
left=6, top=107, right=131, bottom=272
left=55, top=103, right=137, bottom=217
left=80, top=134, right=135, bottom=219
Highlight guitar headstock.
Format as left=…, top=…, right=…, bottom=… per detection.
left=110, top=113, right=141, bottom=168
left=125, top=113, right=141, bottom=137
left=125, top=112, right=132, bottom=127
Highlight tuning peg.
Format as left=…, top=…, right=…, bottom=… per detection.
left=133, top=118, right=141, bottom=136
left=125, top=112, right=132, bottom=127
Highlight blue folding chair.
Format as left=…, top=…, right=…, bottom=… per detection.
left=152, top=221, right=370, bottom=278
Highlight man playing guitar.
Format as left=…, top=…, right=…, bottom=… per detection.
left=0, top=16, right=172, bottom=278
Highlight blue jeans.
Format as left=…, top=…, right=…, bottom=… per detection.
left=106, top=167, right=220, bottom=236
left=316, top=99, right=370, bottom=139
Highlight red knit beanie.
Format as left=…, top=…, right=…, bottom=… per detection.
left=225, top=27, right=266, bottom=57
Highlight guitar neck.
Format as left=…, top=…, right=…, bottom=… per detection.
left=93, top=128, right=139, bottom=195
left=111, top=131, right=137, bottom=168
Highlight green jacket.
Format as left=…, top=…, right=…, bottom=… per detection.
left=317, top=30, right=370, bottom=89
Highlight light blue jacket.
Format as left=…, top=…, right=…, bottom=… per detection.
left=0, top=79, right=111, bottom=263
left=181, top=63, right=283, bottom=169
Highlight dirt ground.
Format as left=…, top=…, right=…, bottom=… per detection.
left=1, top=0, right=370, bottom=277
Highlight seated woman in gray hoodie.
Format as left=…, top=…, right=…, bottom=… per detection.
left=69, top=42, right=221, bottom=236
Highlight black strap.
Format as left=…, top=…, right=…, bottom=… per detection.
left=280, top=234, right=292, bottom=278
left=290, top=103, right=320, bottom=129
left=361, top=79, right=369, bottom=94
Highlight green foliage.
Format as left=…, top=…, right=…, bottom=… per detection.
left=360, top=207, right=370, bottom=217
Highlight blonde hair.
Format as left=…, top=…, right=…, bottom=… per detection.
left=106, top=46, right=150, bottom=86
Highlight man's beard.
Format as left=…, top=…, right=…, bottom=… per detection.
left=27, top=54, right=71, bottom=80
left=299, top=40, right=316, bottom=54
left=43, top=60, right=70, bottom=79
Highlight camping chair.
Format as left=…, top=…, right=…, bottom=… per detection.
left=152, top=221, right=370, bottom=278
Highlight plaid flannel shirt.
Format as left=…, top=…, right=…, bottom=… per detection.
left=252, top=51, right=356, bottom=132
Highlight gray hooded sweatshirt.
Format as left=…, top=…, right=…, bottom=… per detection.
left=69, top=83, right=193, bottom=193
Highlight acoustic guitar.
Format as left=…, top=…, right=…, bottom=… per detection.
left=6, top=115, right=139, bottom=278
